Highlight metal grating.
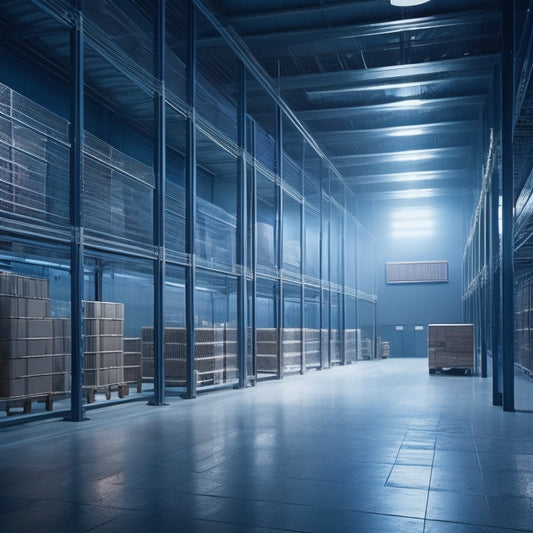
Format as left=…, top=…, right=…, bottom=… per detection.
left=386, top=261, right=449, bottom=284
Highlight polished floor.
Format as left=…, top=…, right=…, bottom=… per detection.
left=1, top=358, right=533, bottom=532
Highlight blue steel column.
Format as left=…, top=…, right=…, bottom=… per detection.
left=341, top=208, right=346, bottom=365
left=300, top=154, right=306, bottom=374
left=185, top=1, right=197, bottom=399
left=491, top=64, right=503, bottom=406
left=68, top=1, right=85, bottom=422
left=152, top=0, right=166, bottom=405
left=250, top=122, right=257, bottom=384
left=501, top=0, right=515, bottom=412
left=481, top=195, right=488, bottom=378
left=237, top=64, right=247, bottom=388
left=276, top=105, right=284, bottom=379
left=319, top=167, right=324, bottom=370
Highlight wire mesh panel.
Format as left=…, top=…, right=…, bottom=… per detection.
left=196, top=10, right=239, bottom=143
left=256, top=171, right=278, bottom=274
left=283, top=282, right=301, bottom=373
left=0, top=83, right=70, bottom=229
left=165, top=1, right=188, bottom=105
left=282, top=193, right=301, bottom=274
left=304, top=286, right=320, bottom=369
left=195, top=270, right=238, bottom=388
left=82, top=0, right=155, bottom=92
left=330, top=291, right=342, bottom=365
left=247, top=72, right=277, bottom=173
left=195, top=198, right=236, bottom=271
left=256, top=277, right=278, bottom=376
left=82, top=133, right=155, bottom=246
left=282, top=116, right=303, bottom=193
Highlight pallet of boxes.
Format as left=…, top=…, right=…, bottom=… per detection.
left=428, top=324, right=473, bottom=375
left=83, top=301, right=128, bottom=403
left=0, top=272, right=68, bottom=415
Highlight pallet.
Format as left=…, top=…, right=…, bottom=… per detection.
left=84, top=383, right=129, bottom=404
left=1, top=393, right=63, bottom=416
left=428, top=367, right=473, bottom=376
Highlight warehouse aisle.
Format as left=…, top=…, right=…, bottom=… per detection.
left=1, top=358, right=533, bottom=532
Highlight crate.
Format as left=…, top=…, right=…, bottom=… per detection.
left=428, top=324, right=474, bottom=374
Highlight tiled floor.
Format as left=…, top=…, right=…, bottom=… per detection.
left=1, top=358, right=533, bottom=532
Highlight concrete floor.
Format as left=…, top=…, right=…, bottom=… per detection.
left=1, top=358, right=533, bottom=532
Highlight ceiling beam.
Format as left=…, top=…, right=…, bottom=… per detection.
left=332, top=145, right=474, bottom=167
left=198, top=9, right=500, bottom=51
left=308, top=120, right=478, bottom=144
left=296, top=94, right=485, bottom=120
left=278, top=54, right=500, bottom=91
left=305, top=73, right=492, bottom=99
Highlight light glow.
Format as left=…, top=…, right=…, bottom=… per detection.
left=391, top=0, right=430, bottom=6
left=389, top=205, right=436, bottom=238
left=389, top=128, right=425, bottom=137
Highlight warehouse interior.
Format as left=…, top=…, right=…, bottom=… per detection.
left=1, top=0, right=529, bottom=418
left=2, top=0, right=533, bottom=530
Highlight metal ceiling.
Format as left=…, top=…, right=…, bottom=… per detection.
left=208, top=0, right=502, bottom=199
left=0, top=0, right=502, bottom=201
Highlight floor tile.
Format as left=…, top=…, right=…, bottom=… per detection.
left=1, top=359, right=532, bottom=532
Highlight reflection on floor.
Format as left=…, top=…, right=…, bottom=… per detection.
left=1, top=358, right=533, bottom=532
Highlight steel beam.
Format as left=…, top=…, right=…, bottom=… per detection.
left=501, top=0, right=515, bottom=412
left=68, top=0, right=85, bottom=422
left=237, top=63, right=247, bottom=388
left=152, top=0, right=166, bottom=406
left=185, top=0, right=197, bottom=399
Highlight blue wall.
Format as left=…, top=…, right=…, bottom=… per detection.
left=370, top=195, right=467, bottom=357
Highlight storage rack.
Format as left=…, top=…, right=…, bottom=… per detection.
left=0, top=0, right=377, bottom=420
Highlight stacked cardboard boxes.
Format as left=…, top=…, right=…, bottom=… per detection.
left=344, top=329, right=358, bottom=363
left=123, top=337, right=142, bottom=392
left=83, top=301, right=124, bottom=388
left=282, top=328, right=301, bottom=373
left=0, top=272, right=56, bottom=399
left=330, top=329, right=341, bottom=365
left=140, top=326, right=238, bottom=386
left=140, top=326, right=187, bottom=384
left=256, top=328, right=278, bottom=373
left=303, top=328, right=321, bottom=368
left=52, top=318, right=71, bottom=393
left=428, top=324, right=474, bottom=373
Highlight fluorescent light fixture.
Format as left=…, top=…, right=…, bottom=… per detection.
left=391, top=229, right=434, bottom=238
left=391, top=0, right=430, bottom=6
left=393, top=189, right=435, bottom=199
left=389, top=128, right=425, bottom=137
left=394, top=152, right=435, bottom=162
left=391, top=219, right=435, bottom=230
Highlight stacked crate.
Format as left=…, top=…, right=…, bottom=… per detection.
left=223, top=327, right=238, bottom=384
left=344, top=329, right=357, bottom=363
left=360, top=338, right=373, bottom=360
left=83, top=301, right=124, bottom=389
left=164, top=327, right=187, bottom=383
left=515, top=281, right=533, bottom=375
left=330, top=329, right=341, bottom=365
left=320, top=329, right=330, bottom=367
left=256, top=328, right=278, bottom=373
left=303, top=328, right=321, bottom=368
left=0, top=272, right=55, bottom=400
left=140, top=326, right=187, bottom=384
left=123, top=337, right=142, bottom=392
left=428, top=324, right=474, bottom=373
left=195, top=328, right=226, bottom=386
left=52, top=318, right=71, bottom=393
left=282, top=328, right=301, bottom=373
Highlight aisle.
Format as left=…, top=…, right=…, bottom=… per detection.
left=1, top=358, right=532, bottom=532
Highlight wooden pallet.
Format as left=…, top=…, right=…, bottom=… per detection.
left=1, top=393, right=63, bottom=416
left=84, top=383, right=129, bottom=404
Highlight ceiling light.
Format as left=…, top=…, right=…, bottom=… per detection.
left=391, top=0, right=430, bottom=6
